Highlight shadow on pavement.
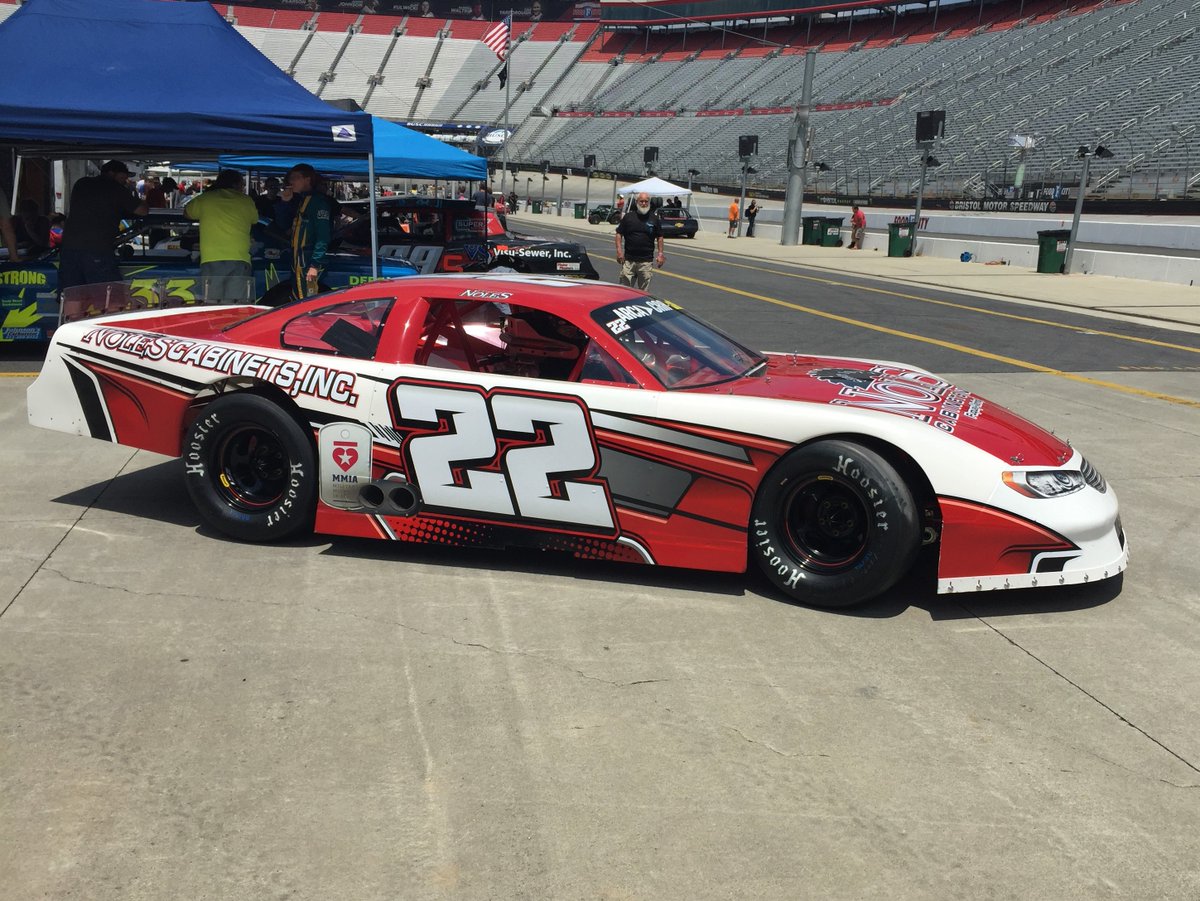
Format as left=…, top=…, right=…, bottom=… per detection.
left=53, top=461, right=1123, bottom=617
left=322, top=534, right=750, bottom=600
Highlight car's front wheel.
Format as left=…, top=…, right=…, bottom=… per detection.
left=750, top=440, right=919, bottom=607
left=183, top=394, right=317, bottom=542
left=607, top=212, right=621, bottom=225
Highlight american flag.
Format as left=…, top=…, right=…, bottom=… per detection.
left=483, top=15, right=511, bottom=60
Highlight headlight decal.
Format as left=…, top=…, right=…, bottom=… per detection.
left=1003, top=470, right=1086, bottom=498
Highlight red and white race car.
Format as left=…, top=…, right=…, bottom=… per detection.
left=27, top=275, right=1126, bottom=607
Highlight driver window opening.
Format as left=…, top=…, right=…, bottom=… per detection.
left=415, top=300, right=634, bottom=384
left=280, top=297, right=393, bottom=359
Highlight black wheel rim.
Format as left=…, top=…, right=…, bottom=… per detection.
left=781, top=476, right=869, bottom=571
left=214, top=425, right=289, bottom=511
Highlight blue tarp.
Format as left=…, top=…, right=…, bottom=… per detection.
left=217, top=118, right=487, bottom=181
left=0, top=0, right=373, bottom=158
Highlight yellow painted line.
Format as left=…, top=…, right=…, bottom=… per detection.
left=0, top=372, right=37, bottom=377
left=665, top=246, right=1200, bottom=355
left=598, top=253, right=1200, bottom=410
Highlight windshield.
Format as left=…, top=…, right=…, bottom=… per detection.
left=591, top=297, right=765, bottom=389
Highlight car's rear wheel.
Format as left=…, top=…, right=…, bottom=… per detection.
left=588, top=214, right=602, bottom=225
left=607, top=212, right=621, bottom=225
left=750, top=440, right=919, bottom=607
left=183, top=394, right=317, bottom=542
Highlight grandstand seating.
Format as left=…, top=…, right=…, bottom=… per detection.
left=215, top=0, right=1198, bottom=199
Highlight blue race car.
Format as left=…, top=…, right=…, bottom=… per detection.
left=0, top=209, right=421, bottom=343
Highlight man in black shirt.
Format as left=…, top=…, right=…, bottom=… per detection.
left=59, top=160, right=148, bottom=292
left=614, top=191, right=664, bottom=291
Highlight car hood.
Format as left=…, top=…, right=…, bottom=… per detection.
left=717, top=353, right=1071, bottom=466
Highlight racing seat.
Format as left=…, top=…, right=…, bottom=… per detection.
left=493, top=315, right=581, bottom=379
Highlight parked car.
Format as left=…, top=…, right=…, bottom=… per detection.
left=330, top=196, right=491, bottom=277
left=587, top=204, right=622, bottom=225
left=0, top=209, right=420, bottom=343
left=486, top=212, right=600, bottom=279
left=656, top=206, right=699, bottom=238
left=28, top=274, right=1126, bottom=608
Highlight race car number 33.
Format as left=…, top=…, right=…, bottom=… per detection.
left=390, top=381, right=616, bottom=531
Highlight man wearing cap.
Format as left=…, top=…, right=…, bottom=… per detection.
left=59, top=160, right=148, bottom=292
left=185, top=170, right=260, bottom=303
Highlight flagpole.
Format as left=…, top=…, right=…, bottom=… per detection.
left=502, top=11, right=512, bottom=200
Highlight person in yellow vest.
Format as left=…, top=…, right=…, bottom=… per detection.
left=184, top=169, right=258, bottom=302
left=727, top=198, right=739, bottom=238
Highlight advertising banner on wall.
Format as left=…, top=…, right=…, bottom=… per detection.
left=598, top=0, right=875, bottom=25
left=231, top=0, right=574, bottom=21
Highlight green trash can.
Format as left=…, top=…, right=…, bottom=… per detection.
left=574, top=202, right=587, bottom=219
left=888, top=222, right=913, bottom=257
left=532, top=200, right=542, bottom=214
left=820, top=217, right=845, bottom=247
left=1036, top=229, right=1071, bottom=274
left=802, top=216, right=823, bottom=245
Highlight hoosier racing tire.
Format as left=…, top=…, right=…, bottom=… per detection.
left=750, top=440, right=919, bottom=608
left=182, top=394, right=317, bottom=543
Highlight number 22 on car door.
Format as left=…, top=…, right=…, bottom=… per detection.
left=390, top=381, right=615, bottom=532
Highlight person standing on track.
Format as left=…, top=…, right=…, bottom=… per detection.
left=727, top=198, right=739, bottom=238
left=745, top=199, right=759, bottom=238
left=614, top=191, right=664, bottom=292
left=850, top=204, right=867, bottom=249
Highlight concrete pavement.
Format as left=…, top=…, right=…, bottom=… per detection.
left=2, top=205, right=1199, bottom=899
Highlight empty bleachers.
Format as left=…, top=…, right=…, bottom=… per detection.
left=215, top=0, right=1198, bottom=199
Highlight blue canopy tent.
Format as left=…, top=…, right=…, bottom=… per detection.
left=0, top=0, right=373, bottom=158
left=0, top=0, right=389, bottom=276
left=218, top=118, right=487, bottom=182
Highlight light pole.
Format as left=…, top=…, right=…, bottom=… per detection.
left=910, top=150, right=939, bottom=257
left=1064, top=143, right=1113, bottom=274
left=737, top=163, right=756, bottom=237
left=525, top=177, right=532, bottom=209
left=584, top=153, right=596, bottom=212
left=1172, top=122, right=1193, bottom=198
left=557, top=173, right=566, bottom=216
left=686, top=168, right=699, bottom=197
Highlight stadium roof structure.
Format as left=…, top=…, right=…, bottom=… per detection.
left=0, top=0, right=374, bottom=159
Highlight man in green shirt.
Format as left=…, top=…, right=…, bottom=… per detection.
left=185, top=169, right=259, bottom=302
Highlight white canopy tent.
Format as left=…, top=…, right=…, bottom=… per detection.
left=616, top=176, right=692, bottom=198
